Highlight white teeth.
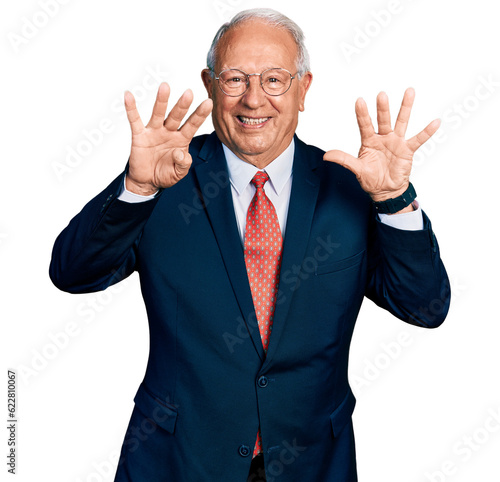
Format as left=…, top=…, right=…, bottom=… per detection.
left=238, top=116, right=270, bottom=125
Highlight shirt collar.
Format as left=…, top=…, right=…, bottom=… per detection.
left=222, top=139, right=295, bottom=196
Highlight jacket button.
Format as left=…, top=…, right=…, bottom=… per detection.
left=238, top=445, right=250, bottom=457
left=257, top=376, right=268, bottom=388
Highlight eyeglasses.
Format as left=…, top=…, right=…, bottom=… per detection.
left=213, top=68, right=297, bottom=97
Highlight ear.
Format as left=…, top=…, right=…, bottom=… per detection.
left=298, top=72, right=313, bottom=112
left=201, top=69, right=214, bottom=99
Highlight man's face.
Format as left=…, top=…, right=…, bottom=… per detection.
left=202, top=20, right=313, bottom=168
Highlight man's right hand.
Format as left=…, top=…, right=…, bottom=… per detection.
left=124, top=82, right=213, bottom=195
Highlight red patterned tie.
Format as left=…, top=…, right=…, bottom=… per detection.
left=244, top=171, right=283, bottom=457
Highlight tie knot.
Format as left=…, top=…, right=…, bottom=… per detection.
left=251, top=171, right=269, bottom=190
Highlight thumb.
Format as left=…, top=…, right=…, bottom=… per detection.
left=173, top=148, right=185, bottom=164
left=323, top=149, right=361, bottom=176
left=173, top=149, right=192, bottom=174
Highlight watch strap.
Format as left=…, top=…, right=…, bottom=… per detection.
left=373, top=183, right=417, bottom=214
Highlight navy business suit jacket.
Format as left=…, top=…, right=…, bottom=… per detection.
left=50, top=132, right=450, bottom=481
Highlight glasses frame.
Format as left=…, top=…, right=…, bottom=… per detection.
left=213, top=68, right=297, bottom=97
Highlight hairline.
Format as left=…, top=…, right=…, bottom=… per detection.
left=206, top=8, right=311, bottom=79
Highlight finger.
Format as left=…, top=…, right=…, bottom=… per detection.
left=179, top=98, right=213, bottom=141
left=407, top=118, right=441, bottom=152
left=163, top=89, right=194, bottom=131
left=173, top=148, right=191, bottom=171
left=124, top=90, right=144, bottom=135
left=323, top=149, right=363, bottom=177
left=173, top=150, right=193, bottom=182
left=394, top=87, right=415, bottom=137
left=146, top=82, right=170, bottom=129
left=355, top=97, right=376, bottom=143
left=376, top=91, right=392, bottom=135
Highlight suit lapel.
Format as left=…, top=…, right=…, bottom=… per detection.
left=193, top=133, right=265, bottom=361
left=262, top=137, right=321, bottom=370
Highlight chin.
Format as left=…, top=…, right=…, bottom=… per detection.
left=236, top=144, right=269, bottom=158
left=236, top=135, right=270, bottom=153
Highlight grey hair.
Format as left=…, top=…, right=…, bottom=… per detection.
left=206, top=8, right=311, bottom=78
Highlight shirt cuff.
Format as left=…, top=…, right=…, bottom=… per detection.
left=378, top=200, right=424, bottom=231
left=117, top=176, right=158, bottom=203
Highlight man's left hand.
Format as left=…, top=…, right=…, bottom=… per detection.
left=323, top=88, right=440, bottom=202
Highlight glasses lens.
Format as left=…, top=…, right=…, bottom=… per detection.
left=261, top=69, right=292, bottom=95
left=218, top=70, right=248, bottom=96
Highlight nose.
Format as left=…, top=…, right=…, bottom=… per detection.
left=241, top=74, right=266, bottom=109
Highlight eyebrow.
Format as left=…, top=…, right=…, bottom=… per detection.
left=221, top=66, right=283, bottom=72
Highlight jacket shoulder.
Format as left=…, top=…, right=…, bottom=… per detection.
left=188, top=134, right=210, bottom=156
left=295, top=136, right=365, bottom=195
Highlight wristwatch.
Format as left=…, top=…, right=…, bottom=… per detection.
left=373, top=183, right=417, bottom=214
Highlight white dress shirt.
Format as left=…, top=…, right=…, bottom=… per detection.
left=222, top=142, right=294, bottom=242
left=118, top=138, right=424, bottom=238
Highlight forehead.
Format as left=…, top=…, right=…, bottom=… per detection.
left=216, top=19, right=298, bottom=71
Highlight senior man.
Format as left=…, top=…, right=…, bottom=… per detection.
left=50, top=8, right=450, bottom=482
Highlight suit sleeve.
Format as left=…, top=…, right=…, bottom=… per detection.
left=49, top=173, right=160, bottom=294
left=365, top=208, right=451, bottom=328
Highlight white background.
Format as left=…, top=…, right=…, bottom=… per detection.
left=2, top=0, right=499, bottom=481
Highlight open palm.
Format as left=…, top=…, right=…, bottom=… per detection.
left=125, top=82, right=213, bottom=195
left=324, top=88, right=440, bottom=202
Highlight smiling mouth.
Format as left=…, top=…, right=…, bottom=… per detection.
left=237, top=116, right=271, bottom=126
